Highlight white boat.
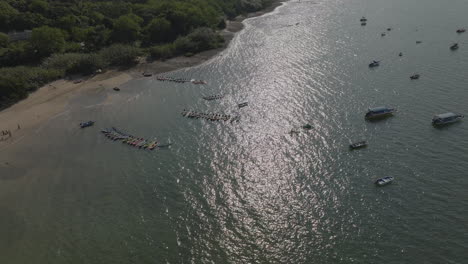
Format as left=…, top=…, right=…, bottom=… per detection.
left=432, top=112, right=464, bottom=126
left=375, top=176, right=394, bottom=186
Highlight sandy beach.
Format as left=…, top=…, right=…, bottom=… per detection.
left=0, top=0, right=284, bottom=151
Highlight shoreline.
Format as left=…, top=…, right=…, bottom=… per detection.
left=0, top=0, right=284, bottom=152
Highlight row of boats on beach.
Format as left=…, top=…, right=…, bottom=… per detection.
left=181, top=109, right=241, bottom=123
left=100, top=127, right=167, bottom=150
left=156, top=76, right=207, bottom=84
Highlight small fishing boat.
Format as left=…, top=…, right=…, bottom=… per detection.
left=113, top=87, right=120, bottom=91
left=398, top=52, right=403, bottom=57
left=375, top=176, right=394, bottom=186
left=143, top=72, right=152, bottom=77
left=432, top=112, right=464, bottom=126
left=387, top=27, right=392, bottom=31
left=416, top=40, right=422, bottom=44
left=410, top=74, right=420, bottom=80
left=80, top=121, right=94, bottom=128
left=381, top=33, right=386, bottom=37
left=368, top=60, right=380, bottom=67
left=302, top=124, right=313, bottom=130
left=349, top=141, right=367, bottom=150
left=456, top=28, right=466, bottom=33
left=450, top=43, right=459, bottom=50
left=238, top=102, right=248, bottom=108
left=191, top=79, right=206, bottom=85
left=365, top=106, right=396, bottom=120
left=360, top=17, right=367, bottom=22
left=361, top=22, right=367, bottom=26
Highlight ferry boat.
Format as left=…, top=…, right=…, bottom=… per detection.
left=365, top=106, right=395, bottom=120
left=432, top=112, right=464, bottom=126
left=375, top=176, right=394, bottom=186
left=349, top=141, right=367, bottom=150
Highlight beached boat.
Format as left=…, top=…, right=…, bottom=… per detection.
left=80, top=121, right=95, bottom=128
left=450, top=43, right=459, bottom=50
left=432, top=112, right=464, bottom=126
left=349, top=141, right=367, bottom=149
left=375, top=176, right=394, bottom=186
left=368, top=60, right=380, bottom=67
left=410, top=74, right=420, bottom=80
left=238, top=102, right=248, bottom=108
left=365, top=106, right=396, bottom=120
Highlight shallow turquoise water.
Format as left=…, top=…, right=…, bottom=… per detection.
left=1, top=0, right=468, bottom=263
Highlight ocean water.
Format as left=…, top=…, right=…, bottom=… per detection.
left=1, top=0, right=468, bottom=263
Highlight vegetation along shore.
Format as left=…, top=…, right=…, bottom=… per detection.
left=0, top=0, right=283, bottom=110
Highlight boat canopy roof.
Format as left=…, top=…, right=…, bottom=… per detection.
left=368, top=106, right=389, bottom=112
left=434, top=112, right=458, bottom=119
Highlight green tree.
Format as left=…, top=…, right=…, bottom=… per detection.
left=0, top=2, right=19, bottom=31
left=111, top=15, right=141, bottom=43
left=146, top=17, right=172, bottom=43
left=30, top=26, right=66, bottom=57
left=29, top=0, right=48, bottom=14
left=0, top=33, right=9, bottom=48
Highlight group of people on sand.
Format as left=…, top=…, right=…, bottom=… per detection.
left=1, top=130, right=12, bottom=141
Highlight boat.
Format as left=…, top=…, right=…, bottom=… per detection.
left=191, top=79, right=206, bottom=85
left=238, top=102, right=248, bottom=108
left=349, top=141, right=367, bottom=149
left=361, top=22, right=367, bottom=26
left=80, top=121, right=94, bottom=128
left=416, top=41, right=422, bottom=44
left=375, top=176, right=394, bottom=186
left=456, top=29, right=466, bottom=33
left=398, top=52, right=403, bottom=57
left=381, top=33, right=386, bottom=37
left=365, top=106, right=396, bottom=120
left=432, top=112, right=464, bottom=126
left=410, top=74, right=420, bottom=80
left=387, top=27, right=392, bottom=31
left=450, top=43, right=459, bottom=50
left=113, top=87, right=120, bottom=91
left=143, top=72, right=152, bottom=77
left=360, top=17, right=367, bottom=22
left=368, top=60, right=380, bottom=67
left=302, top=124, right=313, bottom=130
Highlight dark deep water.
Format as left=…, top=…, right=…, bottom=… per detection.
left=1, top=0, right=468, bottom=263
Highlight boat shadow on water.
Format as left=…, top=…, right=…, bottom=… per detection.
left=432, top=121, right=463, bottom=130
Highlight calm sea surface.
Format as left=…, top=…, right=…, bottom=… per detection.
left=2, top=0, right=468, bottom=263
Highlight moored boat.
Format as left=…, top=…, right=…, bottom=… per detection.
left=456, top=28, right=466, bottom=33
left=410, top=74, right=420, bottom=80
left=80, top=121, right=95, bottom=128
left=375, top=176, right=394, bottom=186
left=360, top=16, right=367, bottom=22
left=349, top=141, right=367, bottom=149
left=365, top=106, right=396, bottom=120
left=450, top=43, right=459, bottom=50
left=368, top=60, right=380, bottom=67
left=432, top=112, right=464, bottom=126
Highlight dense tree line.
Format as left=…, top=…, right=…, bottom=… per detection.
left=0, top=0, right=272, bottom=108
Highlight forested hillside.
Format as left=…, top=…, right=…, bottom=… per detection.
left=0, top=0, right=272, bottom=108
